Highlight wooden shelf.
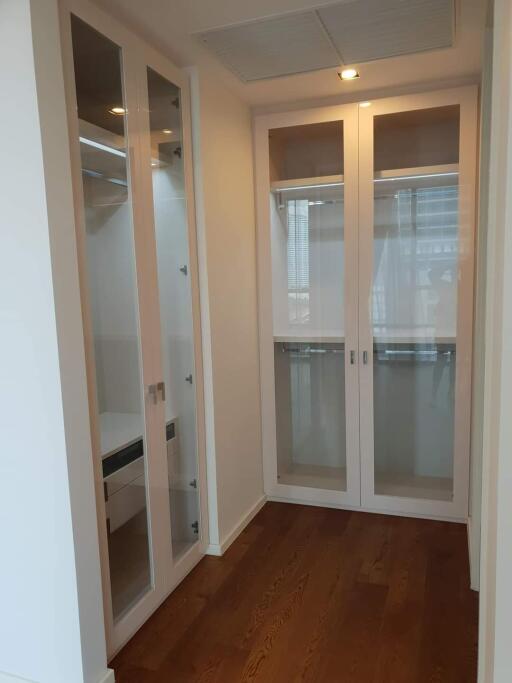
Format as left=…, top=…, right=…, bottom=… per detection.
left=374, top=164, right=459, bottom=193
left=270, top=164, right=458, bottom=195
left=270, top=175, right=343, bottom=193
left=274, top=334, right=345, bottom=344
left=79, top=119, right=128, bottom=186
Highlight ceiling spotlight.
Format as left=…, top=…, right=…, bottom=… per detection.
left=359, top=101, right=372, bottom=108
left=339, top=68, right=360, bottom=81
left=162, top=129, right=173, bottom=135
left=109, top=106, right=125, bottom=115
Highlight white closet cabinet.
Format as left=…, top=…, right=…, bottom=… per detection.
left=60, top=0, right=207, bottom=655
left=255, top=87, right=477, bottom=521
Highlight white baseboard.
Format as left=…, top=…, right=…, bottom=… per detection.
left=267, top=495, right=467, bottom=523
left=207, top=495, right=266, bottom=556
left=0, top=668, right=114, bottom=683
left=0, top=672, right=36, bottom=683
left=467, top=516, right=480, bottom=592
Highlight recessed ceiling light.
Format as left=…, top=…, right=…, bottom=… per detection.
left=359, top=101, right=372, bottom=108
left=109, top=106, right=125, bottom=115
left=151, top=161, right=158, bottom=167
left=339, top=68, right=359, bottom=81
left=162, top=129, right=173, bottom=135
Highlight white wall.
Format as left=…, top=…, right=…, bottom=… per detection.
left=0, top=1, right=109, bottom=682
left=478, top=0, right=512, bottom=680
left=190, top=65, right=264, bottom=551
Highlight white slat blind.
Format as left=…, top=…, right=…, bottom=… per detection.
left=287, top=199, right=310, bottom=291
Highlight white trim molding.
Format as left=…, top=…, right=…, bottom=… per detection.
left=98, top=669, right=115, bottom=683
left=467, top=517, right=479, bottom=591
left=207, top=496, right=267, bottom=556
left=0, top=668, right=115, bottom=683
left=0, top=673, right=36, bottom=683
left=478, top=0, right=512, bottom=681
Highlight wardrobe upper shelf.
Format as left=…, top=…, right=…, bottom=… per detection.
left=270, top=164, right=459, bottom=194
left=271, top=174, right=343, bottom=192
left=79, top=119, right=128, bottom=187
left=273, top=334, right=456, bottom=344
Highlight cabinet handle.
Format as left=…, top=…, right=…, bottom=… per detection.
left=157, top=381, right=166, bottom=401
left=350, top=350, right=355, bottom=365
left=147, top=384, right=158, bottom=404
left=363, top=350, right=368, bottom=365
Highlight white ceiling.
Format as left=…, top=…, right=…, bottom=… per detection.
left=95, top=0, right=486, bottom=108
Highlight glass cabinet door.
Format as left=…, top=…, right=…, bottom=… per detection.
left=265, top=113, right=360, bottom=502
left=359, top=95, right=476, bottom=517
left=66, top=6, right=207, bottom=655
left=143, top=67, right=201, bottom=562
left=70, top=16, right=153, bottom=621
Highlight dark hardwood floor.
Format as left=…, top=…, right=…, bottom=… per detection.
left=111, top=502, right=478, bottom=682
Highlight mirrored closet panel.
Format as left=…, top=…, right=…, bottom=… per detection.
left=63, top=0, right=207, bottom=656
left=256, top=88, right=477, bottom=520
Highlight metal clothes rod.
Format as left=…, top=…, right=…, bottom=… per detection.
left=280, top=346, right=344, bottom=354
left=376, top=349, right=455, bottom=357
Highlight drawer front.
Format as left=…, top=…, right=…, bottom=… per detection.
left=106, top=474, right=146, bottom=532
left=105, top=456, right=144, bottom=497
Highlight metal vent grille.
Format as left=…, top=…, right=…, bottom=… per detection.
left=197, top=0, right=455, bottom=82
left=318, top=0, right=454, bottom=64
left=197, top=12, right=341, bottom=82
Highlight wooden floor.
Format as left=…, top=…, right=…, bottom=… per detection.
left=111, top=503, right=478, bottom=682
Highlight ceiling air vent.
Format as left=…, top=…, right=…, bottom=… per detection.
left=197, top=11, right=341, bottom=82
left=197, top=0, right=455, bottom=82
left=318, top=0, right=454, bottom=64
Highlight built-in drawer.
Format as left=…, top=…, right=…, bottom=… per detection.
left=105, top=456, right=144, bottom=498
left=106, top=473, right=146, bottom=533
left=103, top=419, right=178, bottom=533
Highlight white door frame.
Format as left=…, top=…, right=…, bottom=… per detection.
left=478, top=0, right=512, bottom=680
left=254, top=104, right=361, bottom=509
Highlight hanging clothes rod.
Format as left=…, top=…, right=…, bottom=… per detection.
left=378, top=348, right=455, bottom=356
left=280, top=345, right=344, bottom=354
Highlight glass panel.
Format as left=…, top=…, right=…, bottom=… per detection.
left=71, top=16, right=152, bottom=619
left=269, top=121, right=346, bottom=490
left=146, top=68, right=200, bottom=560
left=372, top=106, right=460, bottom=501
